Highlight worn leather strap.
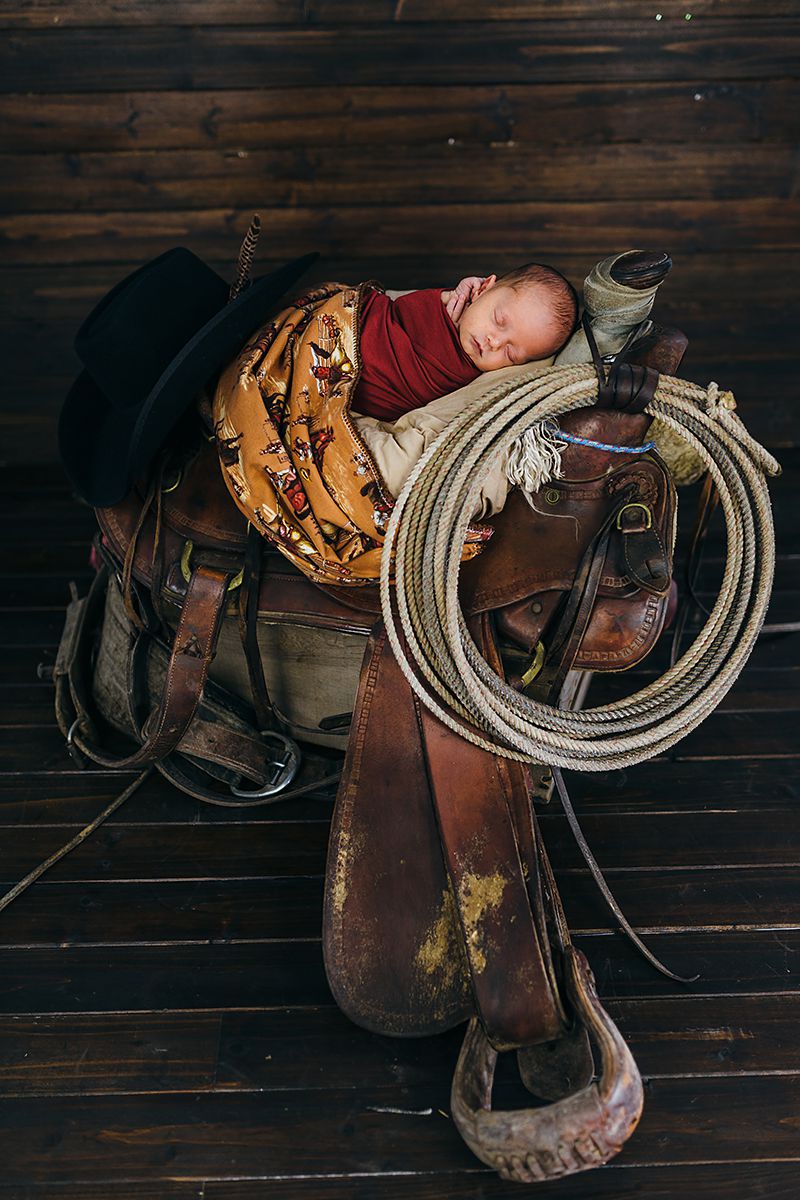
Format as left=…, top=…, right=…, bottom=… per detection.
left=418, top=614, right=565, bottom=1051
left=532, top=508, right=620, bottom=700
left=618, top=502, right=671, bottom=595
left=69, top=559, right=236, bottom=770
left=56, top=565, right=341, bottom=803
left=583, top=313, right=659, bottom=414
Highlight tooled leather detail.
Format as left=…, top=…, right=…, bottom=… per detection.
left=606, top=467, right=658, bottom=506
left=578, top=593, right=662, bottom=662
left=493, top=1128, right=618, bottom=1182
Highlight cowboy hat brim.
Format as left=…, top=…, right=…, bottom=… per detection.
left=59, top=252, right=319, bottom=507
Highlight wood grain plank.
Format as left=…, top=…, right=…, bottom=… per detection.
left=0, top=757, right=795, bottom=828
left=3, top=200, right=799, bottom=265
left=2, top=2, right=798, bottom=28
left=2, top=81, right=798, bottom=153
left=0, top=808, right=798, bottom=883
left=669, top=710, right=800, bottom=760
left=0, top=823, right=334, bottom=884
left=198, top=1164, right=800, bottom=1200
left=0, top=993, right=798, bottom=1097
left=0, top=868, right=797, bottom=945
left=0, top=941, right=335, bottom=1012
left=3, top=143, right=795, bottom=212
left=554, top=757, right=800, bottom=814
left=0, top=1186, right=198, bottom=1200
left=0, top=771, right=337, bottom=826
left=589, top=666, right=800, bottom=713
left=0, top=929, right=795, bottom=1013
left=1, top=1075, right=799, bottom=1182
left=2, top=22, right=798, bottom=93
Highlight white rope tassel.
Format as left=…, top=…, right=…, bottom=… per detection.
left=505, top=419, right=567, bottom=496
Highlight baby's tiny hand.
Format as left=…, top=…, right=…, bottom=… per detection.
left=443, top=276, right=486, bottom=322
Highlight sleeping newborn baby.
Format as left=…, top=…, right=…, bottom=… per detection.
left=351, top=263, right=579, bottom=420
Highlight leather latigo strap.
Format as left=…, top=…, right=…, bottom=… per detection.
left=323, top=618, right=566, bottom=1050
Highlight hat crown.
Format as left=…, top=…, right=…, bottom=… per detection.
left=75, top=248, right=230, bottom=407
left=60, top=248, right=318, bottom=507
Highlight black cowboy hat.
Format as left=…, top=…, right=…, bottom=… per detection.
left=58, top=247, right=318, bottom=506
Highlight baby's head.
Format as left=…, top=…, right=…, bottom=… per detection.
left=456, top=263, right=578, bottom=372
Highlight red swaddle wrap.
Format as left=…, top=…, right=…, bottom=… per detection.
left=352, top=286, right=479, bottom=420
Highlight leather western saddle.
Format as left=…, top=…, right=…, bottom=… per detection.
left=52, top=252, right=692, bottom=1184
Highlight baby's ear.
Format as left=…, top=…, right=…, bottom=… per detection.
left=478, top=274, right=497, bottom=293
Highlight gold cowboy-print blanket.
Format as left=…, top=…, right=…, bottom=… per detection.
left=212, top=281, right=491, bottom=586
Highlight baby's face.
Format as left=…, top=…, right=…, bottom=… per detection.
left=456, top=278, right=564, bottom=372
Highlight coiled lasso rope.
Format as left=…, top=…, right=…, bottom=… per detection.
left=379, top=363, right=781, bottom=772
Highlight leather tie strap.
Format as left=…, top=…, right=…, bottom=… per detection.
left=582, top=313, right=659, bottom=414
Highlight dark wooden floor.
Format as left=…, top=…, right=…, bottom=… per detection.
left=0, top=454, right=798, bottom=1198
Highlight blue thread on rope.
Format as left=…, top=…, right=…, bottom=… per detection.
left=555, top=430, right=655, bottom=454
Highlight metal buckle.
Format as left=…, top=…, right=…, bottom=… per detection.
left=229, top=731, right=301, bottom=798
left=615, top=502, right=652, bottom=531
left=180, top=540, right=243, bottom=591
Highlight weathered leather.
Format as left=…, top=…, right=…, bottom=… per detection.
left=55, top=565, right=343, bottom=803
left=479, top=453, right=676, bottom=671
left=322, top=616, right=564, bottom=1049
left=323, top=623, right=473, bottom=1037
left=59, top=552, right=238, bottom=772
left=418, top=614, right=566, bottom=1049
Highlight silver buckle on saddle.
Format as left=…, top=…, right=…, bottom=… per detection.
left=229, top=730, right=301, bottom=799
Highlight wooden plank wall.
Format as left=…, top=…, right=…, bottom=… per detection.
left=0, top=1, right=798, bottom=463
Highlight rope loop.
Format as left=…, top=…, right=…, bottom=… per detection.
left=379, top=363, right=779, bottom=772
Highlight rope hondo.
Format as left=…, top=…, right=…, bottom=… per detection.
left=379, top=363, right=781, bottom=772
